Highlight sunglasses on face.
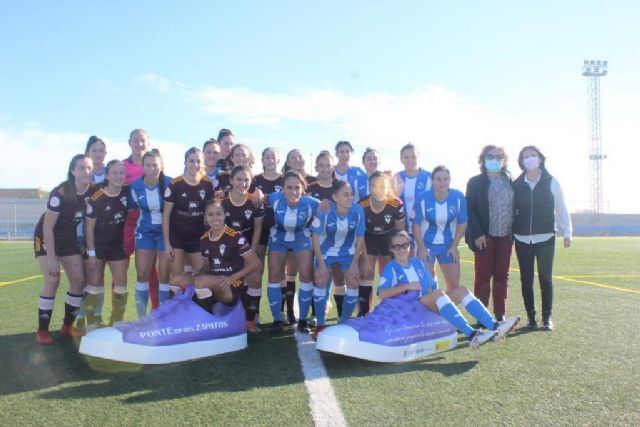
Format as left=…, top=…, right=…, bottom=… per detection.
left=485, top=154, right=503, bottom=161
left=390, top=242, right=410, bottom=251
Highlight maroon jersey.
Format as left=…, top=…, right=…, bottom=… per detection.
left=200, top=226, right=252, bottom=276
left=222, top=194, right=265, bottom=241
left=215, top=171, right=232, bottom=193
left=359, top=196, right=406, bottom=235
left=164, top=176, right=215, bottom=239
left=43, top=182, right=95, bottom=240
left=253, top=173, right=283, bottom=229
left=87, top=186, right=129, bottom=249
left=306, top=180, right=336, bottom=201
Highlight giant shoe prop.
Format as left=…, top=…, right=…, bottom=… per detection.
left=80, top=285, right=247, bottom=364
left=316, top=290, right=457, bottom=362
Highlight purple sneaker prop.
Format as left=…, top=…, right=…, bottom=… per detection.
left=316, top=290, right=458, bottom=362
left=79, top=285, right=247, bottom=364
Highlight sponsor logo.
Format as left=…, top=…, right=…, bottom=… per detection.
left=435, top=339, right=451, bottom=351
left=232, top=221, right=241, bottom=228
left=120, top=196, right=127, bottom=206
left=49, top=196, right=60, bottom=208
left=182, top=192, right=188, bottom=198
left=238, top=237, right=246, bottom=245
left=213, top=258, right=221, bottom=265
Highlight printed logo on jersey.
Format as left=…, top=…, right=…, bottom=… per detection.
left=399, top=206, right=405, bottom=214
left=105, top=205, right=111, bottom=211
left=449, top=204, right=458, bottom=215
left=86, top=204, right=93, bottom=215
left=181, top=192, right=188, bottom=198
left=244, top=209, right=252, bottom=220
left=49, top=196, right=60, bottom=208
left=213, top=258, right=221, bottom=265
left=349, top=221, right=356, bottom=229
left=164, top=188, right=171, bottom=198
left=384, top=214, right=392, bottom=224
left=232, top=221, right=241, bottom=228
left=204, top=249, right=209, bottom=256
left=238, top=237, right=246, bottom=246
left=199, top=189, right=206, bottom=200
left=120, top=196, right=127, bottom=206
left=312, top=218, right=321, bottom=228
left=275, top=185, right=282, bottom=192
left=219, top=244, right=226, bottom=255
left=298, top=211, right=307, bottom=221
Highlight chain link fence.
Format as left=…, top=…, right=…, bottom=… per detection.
left=0, top=199, right=46, bottom=240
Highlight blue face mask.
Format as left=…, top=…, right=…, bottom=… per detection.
left=485, top=159, right=502, bottom=173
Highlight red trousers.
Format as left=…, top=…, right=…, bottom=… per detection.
left=473, top=235, right=513, bottom=318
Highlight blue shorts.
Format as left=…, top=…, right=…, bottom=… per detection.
left=268, top=235, right=312, bottom=253
left=426, top=243, right=455, bottom=265
left=315, top=255, right=354, bottom=272
left=136, top=227, right=164, bottom=252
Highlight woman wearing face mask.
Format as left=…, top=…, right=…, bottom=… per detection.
left=464, top=145, right=514, bottom=322
left=513, top=146, right=572, bottom=331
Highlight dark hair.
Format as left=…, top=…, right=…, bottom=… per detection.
left=217, top=128, right=234, bottom=141
left=362, top=147, right=379, bottom=162
left=282, top=149, right=306, bottom=176
left=63, top=154, right=91, bottom=203
left=283, top=170, right=307, bottom=190
left=102, top=159, right=123, bottom=187
left=400, top=143, right=417, bottom=157
left=262, top=147, right=279, bottom=159
left=128, top=128, right=148, bottom=142
left=142, top=149, right=165, bottom=199
left=431, top=165, right=450, bottom=178
left=226, top=143, right=252, bottom=170
left=230, top=165, right=253, bottom=180
left=368, top=170, right=385, bottom=185
left=478, top=145, right=509, bottom=174
left=331, top=179, right=350, bottom=196
left=387, top=229, right=411, bottom=257
left=517, top=145, right=546, bottom=171
left=84, top=135, right=105, bottom=154
left=205, top=197, right=227, bottom=214
left=335, top=140, right=354, bottom=154
left=184, top=146, right=202, bottom=161
left=315, top=150, right=333, bottom=164
left=202, top=138, right=219, bottom=151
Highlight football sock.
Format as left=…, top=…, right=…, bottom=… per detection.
left=313, top=287, right=328, bottom=326
left=340, top=288, right=359, bottom=323
left=267, top=283, right=283, bottom=321
left=436, top=295, right=474, bottom=338
left=297, top=282, right=314, bottom=321
left=244, top=288, right=262, bottom=322
left=135, top=281, right=150, bottom=318
left=462, top=293, right=498, bottom=330
left=63, top=292, right=83, bottom=326
left=38, top=296, right=55, bottom=331
left=159, top=283, right=171, bottom=304
left=195, top=288, right=214, bottom=313
left=111, top=285, right=128, bottom=324
left=285, top=280, right=296, bottom=316
left=83, top=285, right=104, bottom=325
left=358, top=282, right=373, bottom=316
left=333, top=285, right=345, bottom=318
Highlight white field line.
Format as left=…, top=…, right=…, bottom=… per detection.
left=295, top=330, right=348, bottom=427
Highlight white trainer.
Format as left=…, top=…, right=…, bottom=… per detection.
left=470, top=329, right=497, bottom=350
left=495, top=316, right=521, bottom=341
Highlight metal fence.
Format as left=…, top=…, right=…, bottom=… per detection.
left=0, top=199, right=46, bottom=240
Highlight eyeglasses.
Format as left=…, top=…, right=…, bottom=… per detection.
left=485, top=154, right=503, bottom=161
left=390, top=242, right=410, bottom=250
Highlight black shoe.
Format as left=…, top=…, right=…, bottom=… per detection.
left=297, top=320, right=310, bottom=334
left=287, top=312, right=297, bottom=325
left=542, top=317, right=554, bottom=331
left=527, top=311, right=537, bottom=330
left=270, top=320, right=284, bottom=334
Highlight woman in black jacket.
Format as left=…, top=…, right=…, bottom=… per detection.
left=512, top=146, right=572, bottom=331
left=465, top=145, right=514, bottom=322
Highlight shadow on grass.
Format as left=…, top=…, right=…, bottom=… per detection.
left=1, top=326, right=480, bottom=403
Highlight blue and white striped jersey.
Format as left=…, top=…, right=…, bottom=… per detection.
left=335, top=166, right=368, bottom=201
left=311, top=202, right=365, bottom=258
left=393, top=169, right=432, bottom=236
left=377, top=258, right=437, bottom=296
left=268, top=192, right=320, bottom=242
left=129, top=175, right=172, bottom=233
left=413, top=189, right=467, bottom=246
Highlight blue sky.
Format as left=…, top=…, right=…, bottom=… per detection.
left=1, top=1, right=638, bottom=212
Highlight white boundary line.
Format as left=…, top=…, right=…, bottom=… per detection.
left=295, top=330, right=348, bottom=427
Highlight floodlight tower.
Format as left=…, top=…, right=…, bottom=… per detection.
left=582, top=59, right=608, bottom=214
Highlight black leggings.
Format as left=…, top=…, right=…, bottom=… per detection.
left=515, top=236, right=555, bottom=316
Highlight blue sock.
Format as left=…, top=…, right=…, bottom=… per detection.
left=463, top=293, right=498, bottom=330
left=436, top=295, right=475, bottom=338
left=159, top=283, right=171, bottom=305
left=267, top=283, right=282, bottom=321
left=340, top=288, right=359, bottom=323
left=135, top=282, right=149, bottom=318
left=95, top=291, right=104, bottom=319
left=313, top=287, right=328, bottom=326
left=298, top=282, right=314, bottom=321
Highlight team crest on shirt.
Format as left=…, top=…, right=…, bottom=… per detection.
left=49, top=196, right=60, bottom=208
left=244, top=209, right=252, bottom=220
left=199, top=189, right=206, bottom=200
left=298, top=211, right=307, bottom=221
left=275, top=185, right=282, bottom=192
left=312, top=218, right=321, bottom=228
left=204, top=249, right=209, bottom=255
left=219, top=244, right=226, bottom=255
left=449, top=205, right=458, bottom=215
left=164, top=188, right=171, bottom=198
left=349, top=221, right=356, bottom=229
left=384, top=214, right=392, bottom=224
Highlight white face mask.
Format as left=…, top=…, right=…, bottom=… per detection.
left=523, top=156, right=540, bottom=171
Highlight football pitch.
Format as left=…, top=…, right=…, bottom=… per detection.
left=1, top=238, right=639, bottom=426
